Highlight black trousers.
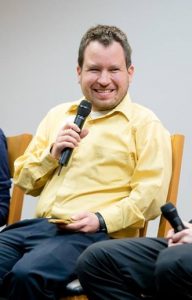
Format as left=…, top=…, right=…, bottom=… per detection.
left=0, top=218, right=109, bottom=300
left=77, top=237, right=192, bottom=300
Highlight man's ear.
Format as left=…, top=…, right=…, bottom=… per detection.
left=128, top=65, right=134, bottom=83
left=77, top=65, right=81, bottom=83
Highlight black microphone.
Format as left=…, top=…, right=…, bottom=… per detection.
left=58, top=99, right=92, bottom=175
left=161, top=202, right=186, bottom=232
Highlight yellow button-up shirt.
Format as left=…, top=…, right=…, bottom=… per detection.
left=14, top=94, right=172, bottom=238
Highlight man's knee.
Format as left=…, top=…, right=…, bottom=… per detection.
left=6, top=263, right=33, bottom=284
left=77, top=241, right=107, bottom=276
left=155, top=245, right=192, bottom=281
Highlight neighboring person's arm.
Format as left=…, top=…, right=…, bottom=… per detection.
left=0, top=129, right=11, bottom=226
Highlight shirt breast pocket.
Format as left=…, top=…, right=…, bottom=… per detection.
left=94, top=146, right=136, bottom=184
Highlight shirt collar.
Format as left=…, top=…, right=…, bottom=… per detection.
left=67, top=98, right=84, bottom=114
left=111, top=93, right=132, bottom=121
left=67, top=94, right=132, bottom=121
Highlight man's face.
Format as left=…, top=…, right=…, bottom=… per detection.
left=77, top=41, right=134, bottom=111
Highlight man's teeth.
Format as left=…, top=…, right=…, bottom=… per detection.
left=96, top=90, right=113, bottom=93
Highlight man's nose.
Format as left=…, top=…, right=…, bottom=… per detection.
left=97, top=71, right=110, bottom=85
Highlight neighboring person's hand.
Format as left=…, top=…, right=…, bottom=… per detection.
left=50, top=122, right=89, bottom=160
left=167, top=222, right=192, bottom=247
left=57, top=211, right=100, bottom=233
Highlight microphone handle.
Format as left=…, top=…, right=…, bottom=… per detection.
left=171, top=216, right=186, bottom=232
left=59, top=115, right=86, bottom=168
left=59, top=148, right=73, bottom=167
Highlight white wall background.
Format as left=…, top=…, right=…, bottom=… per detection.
left=0, top=0, right=192, bottom=235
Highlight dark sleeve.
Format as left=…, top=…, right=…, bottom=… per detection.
left=0, top=129, right=12, bottom=226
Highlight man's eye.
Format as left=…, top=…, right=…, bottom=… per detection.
left=111, top=68, right=119, bottom=73
left=89, top=68, right=99, bottom=72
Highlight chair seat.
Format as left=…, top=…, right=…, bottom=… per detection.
left=66, top=279, right=84, bottom=295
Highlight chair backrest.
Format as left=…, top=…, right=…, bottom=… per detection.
left=157, top=134, right=185, bottom=237
left=139, top=134, right=185, bottom=238
left=7, top=133, right=33, bottom=225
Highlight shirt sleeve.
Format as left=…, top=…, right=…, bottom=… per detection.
left=13, top=113, right=59, bottom=196
left=0, top=129, right=11, bottom=226
left=98, top=121, right=172, bottom=234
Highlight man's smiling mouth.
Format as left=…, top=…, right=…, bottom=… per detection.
left=94, top=89, right=114, bottom=93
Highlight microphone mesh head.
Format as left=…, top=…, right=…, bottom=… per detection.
left=77, top=100, right=92, bottom=117
left=161, top=202, right=177, bottom=218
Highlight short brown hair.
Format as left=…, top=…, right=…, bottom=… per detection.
left=78, top=24, right=132, bottom=68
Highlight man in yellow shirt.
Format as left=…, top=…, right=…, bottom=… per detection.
left=0, top=24, right=171, bottom=299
